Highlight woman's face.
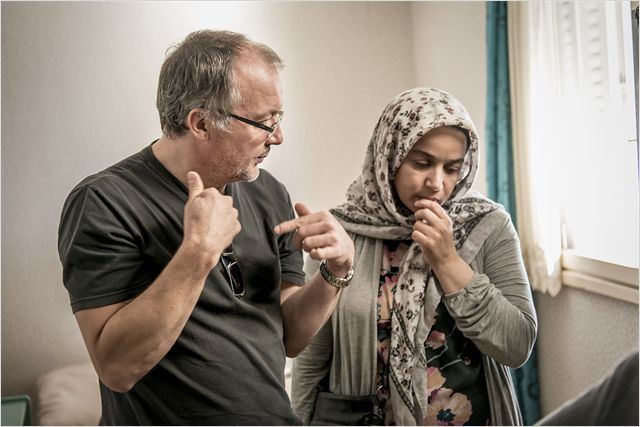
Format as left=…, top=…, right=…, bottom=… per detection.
left=393, top=126, right=467, bottom=212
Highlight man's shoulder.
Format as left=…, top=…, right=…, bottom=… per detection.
left=62, top=147, right=157, bottom=218
left=70, top=147, right=150, bottom=195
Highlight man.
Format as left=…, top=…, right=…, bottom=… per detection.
left=58, top=30, right=355, bottom=425
left=536, top=351, right=638, bottom=426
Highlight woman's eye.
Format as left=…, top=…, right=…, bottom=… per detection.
left=446, top=167, right=460, bottom=174
left=414, top=161, right=430, bottom=168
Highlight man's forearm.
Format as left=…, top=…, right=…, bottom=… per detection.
left=280, top=271, right=342, bottom=357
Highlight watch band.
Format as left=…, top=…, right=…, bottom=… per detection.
left=319, top=259, right=354, bottom=288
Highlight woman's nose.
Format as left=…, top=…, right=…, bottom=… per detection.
left=425, top=168, right=444, bottom=191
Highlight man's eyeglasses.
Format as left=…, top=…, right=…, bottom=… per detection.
left=229, top=111, right=284, bottom=139
left=220, top=245, right=245, bottom=297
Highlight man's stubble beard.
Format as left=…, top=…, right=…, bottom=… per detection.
left=228, top=158, right=260, bottom=183
left=238, top=167, right=260, bottom=183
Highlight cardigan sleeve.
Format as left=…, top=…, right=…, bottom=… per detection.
left=443, top=212, right=537, bottom=368
left=291, top=320, right=333, bottom=425
left=291, top=257, right=333, bottom=425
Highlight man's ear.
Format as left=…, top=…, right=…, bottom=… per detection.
left=186, top=109, right=212, bottom=140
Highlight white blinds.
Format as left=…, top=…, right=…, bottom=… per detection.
left=552, top=1, right=636, bottom=139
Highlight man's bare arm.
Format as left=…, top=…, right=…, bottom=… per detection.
left=75, top=171, right=240, bottom=392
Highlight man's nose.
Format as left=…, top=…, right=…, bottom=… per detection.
left=266, top=126, right=283, bottom=145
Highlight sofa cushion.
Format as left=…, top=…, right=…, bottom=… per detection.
left=34, top=362, right=101, bottom=426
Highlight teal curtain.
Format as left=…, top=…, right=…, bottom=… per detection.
left=486, top=2, right=541, bottom=425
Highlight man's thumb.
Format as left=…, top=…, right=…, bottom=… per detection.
left=187, top=171, right=204, bottom=199
left=294, top=202, right=313, bottom=217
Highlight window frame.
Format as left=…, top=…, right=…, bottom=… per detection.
left=561, top=249, right=639, bottom=304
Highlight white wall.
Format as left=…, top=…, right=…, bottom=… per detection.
left=1, top=1, right=418, bottom=395
left=411, top=1, right=487, bottom=196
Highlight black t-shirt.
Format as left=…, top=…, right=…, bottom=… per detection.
left=58, top=143, right=305, bottom=425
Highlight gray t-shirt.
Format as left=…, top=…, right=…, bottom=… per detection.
left=58, top=143, right=305, bottom=425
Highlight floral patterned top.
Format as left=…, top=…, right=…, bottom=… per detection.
left=376, top=240, right=491, bottom=426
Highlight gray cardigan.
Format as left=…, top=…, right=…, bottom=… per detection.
left=291, top=209, right=537, bottom=425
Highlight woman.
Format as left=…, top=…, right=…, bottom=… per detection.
left=291, top=88, right=537, bottom=426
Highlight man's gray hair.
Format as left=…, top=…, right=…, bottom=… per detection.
left=156, top=30, right=284, bottom=138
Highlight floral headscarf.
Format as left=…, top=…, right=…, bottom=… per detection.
left=331, top=88, right=502, bottom=425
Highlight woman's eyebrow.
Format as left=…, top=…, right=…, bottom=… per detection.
left=409, top=149, right=465, bottom=164
left=446, top=158, right=465, bottom=165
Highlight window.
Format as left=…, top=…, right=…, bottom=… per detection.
left=512, top=1, right=639, bottom=302
left=554, top=1, right=638, bottom=268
